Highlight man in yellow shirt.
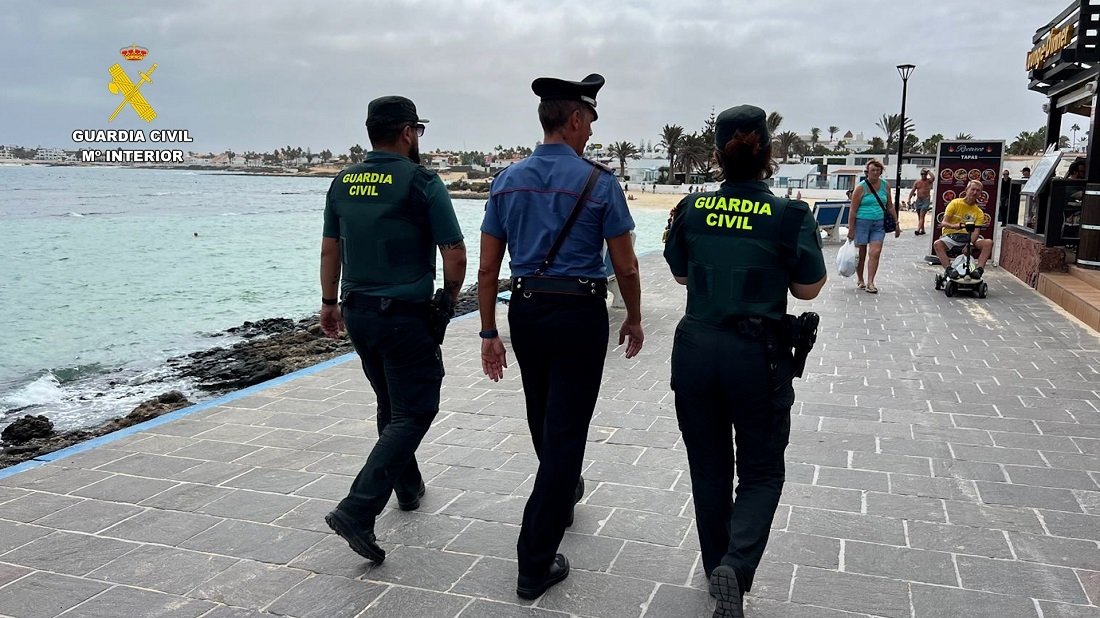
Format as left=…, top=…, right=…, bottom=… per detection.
left=934, top=179, right=993, bottom=279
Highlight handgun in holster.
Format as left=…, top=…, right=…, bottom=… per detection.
left=788, top=312, right=820, bottom=378
left=428, top=288, right=455, bottom=345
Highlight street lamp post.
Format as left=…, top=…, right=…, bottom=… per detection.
left=895, top=64, right=915, bottom=214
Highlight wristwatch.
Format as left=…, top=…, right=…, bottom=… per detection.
left=322, top=297, right=338, bottom=306
left=479, top=329, right=499, bottom=339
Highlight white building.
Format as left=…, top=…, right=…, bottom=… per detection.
left=36, top=147, right=68, bottom=161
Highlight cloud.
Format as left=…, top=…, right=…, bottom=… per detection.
left=0, top=0, right=1062, bottom=154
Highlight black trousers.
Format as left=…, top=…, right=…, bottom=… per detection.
left=336, top=304, right=444, bottom=527
left=671, top=316, right=794, bottom=593
left=508, top=292, right=609, bottom=577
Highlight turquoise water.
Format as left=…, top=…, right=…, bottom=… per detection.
left=0, top=165, right=669, bottom=429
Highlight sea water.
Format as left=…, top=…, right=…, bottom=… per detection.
left=0, top=165, right=670, bottom=430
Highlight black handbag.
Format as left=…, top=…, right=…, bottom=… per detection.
left=864, top=180, right=896, bottom=233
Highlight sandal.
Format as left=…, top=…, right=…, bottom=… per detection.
left=856, top=281, right=866, bottom=289
left=866, top=285, right=879, bottom=294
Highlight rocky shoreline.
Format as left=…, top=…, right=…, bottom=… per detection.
left=0, top=280, right=508, bottom=469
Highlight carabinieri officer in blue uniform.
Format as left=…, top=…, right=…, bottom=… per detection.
left=477, top=73, right=644, bottom=600
left=664, top=105, right=826, bottom=618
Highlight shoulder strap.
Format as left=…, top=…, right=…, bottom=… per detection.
left=535, top=164, right=603, bottom=276
left=865, top=180, right=887, bottom=212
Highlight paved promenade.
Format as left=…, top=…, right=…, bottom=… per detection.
left=1, top=232, right=1099, bottom=617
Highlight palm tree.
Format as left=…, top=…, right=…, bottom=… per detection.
left=766, top=112, right=783, bottom=135
left=1007, top=131, right=1041, bottom=155
left=224, top=150, right=235, bottom=166
left=775, top=131, right=802, bottom=163
left=922, top=133, right=945, bottom=155
left=867, top=137, right=886, bottom=153
left=349, top=144, right=365, bottom=163
left=875, top=114, right=916, bottom=152
left=810, top=127, right=821, bottom=149
left=955, top=132, right=973, bottom=140
left=678, top=132, right=719, bottom=181
left=1072, top=123, right=1081, bottom=149
left=828, top=125, right=839, bottom=143
left=606, top=141, right=641, bottom=179
left=659, top=124, right=685, bottom=183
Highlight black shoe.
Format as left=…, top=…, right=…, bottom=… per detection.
left=398, top=480, right=426, bottom=511
left=972, top=266, right=984, bottom=280
left=945, top=267, right=960, bottom=280
left=710, top=565, right=744, bottom=618
left=567, top=476, right=585, bottom=527
left=517, top=554, right=569, bottom=599
left=324, top=509, right=385, bottom=564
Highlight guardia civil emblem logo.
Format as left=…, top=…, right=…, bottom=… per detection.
left=108, top=44, right=158, bottom=122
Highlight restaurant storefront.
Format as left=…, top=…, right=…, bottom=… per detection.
left=1001, top=0, right=1098, bottom=286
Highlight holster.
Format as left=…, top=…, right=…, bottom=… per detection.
left=782, top=312, right=820, bottom=379
left=427, top=288, right=455, bottom=345
left=511, top=276, right=608, bottom=299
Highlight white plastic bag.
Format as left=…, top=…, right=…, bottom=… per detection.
left=837, top=240, right=857, bottom=278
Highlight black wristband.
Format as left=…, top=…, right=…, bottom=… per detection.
left=479, top=329, right=499, bottom=339
left=322, top=297, right=338, bottom=306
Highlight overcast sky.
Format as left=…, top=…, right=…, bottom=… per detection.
left=0, top=1, right=1065, bottom=155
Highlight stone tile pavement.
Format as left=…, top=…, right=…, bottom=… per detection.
left=1, top=231, right=1099, bottom=617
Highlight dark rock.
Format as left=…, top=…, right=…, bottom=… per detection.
left=226, top=317, right=297, bottom=338
left=124, top=390, right=191, bottom=424
left=1, top=415, right=54, bottom=444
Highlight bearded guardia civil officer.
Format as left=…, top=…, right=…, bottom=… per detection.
left=478, top=73, right=643, bottom=600
left=663, top=105, right=826, bottom=618
left=319, top=96, right=466, bottom=564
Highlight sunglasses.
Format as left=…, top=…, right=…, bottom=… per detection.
left=406, top=123, right=425, bottom=137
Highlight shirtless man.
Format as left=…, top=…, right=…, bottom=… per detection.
left=908, top=168, right=933, bottom=236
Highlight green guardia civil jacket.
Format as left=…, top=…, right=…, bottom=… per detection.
left=663, top=180, right=825, bottom=323
left=323, top=151, right=462, bottom=301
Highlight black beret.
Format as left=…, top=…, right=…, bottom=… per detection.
left=366, top=95, right=429, bottom=127
left=715, top=105, right=769, bottom=148
left=531, top=73, right=605, bottom=120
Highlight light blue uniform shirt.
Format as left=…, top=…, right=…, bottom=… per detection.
left=482, top=143, right=634, bottom=278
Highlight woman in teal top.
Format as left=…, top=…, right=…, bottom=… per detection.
left=846, top=159, right=901, bottom=293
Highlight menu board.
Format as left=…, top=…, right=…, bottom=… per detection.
left=931, top=141, right=1005, bottom=247
left=1021, top=149, right=1063, bottom=196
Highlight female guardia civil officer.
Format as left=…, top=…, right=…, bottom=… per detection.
left=663, top=105, right=826, bottom=618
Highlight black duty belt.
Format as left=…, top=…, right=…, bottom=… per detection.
left=341, top=292, right=429, bottom=315
left=720, top=316, right=780, bottom=340
left=511, top=276, right=607, bottom=299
